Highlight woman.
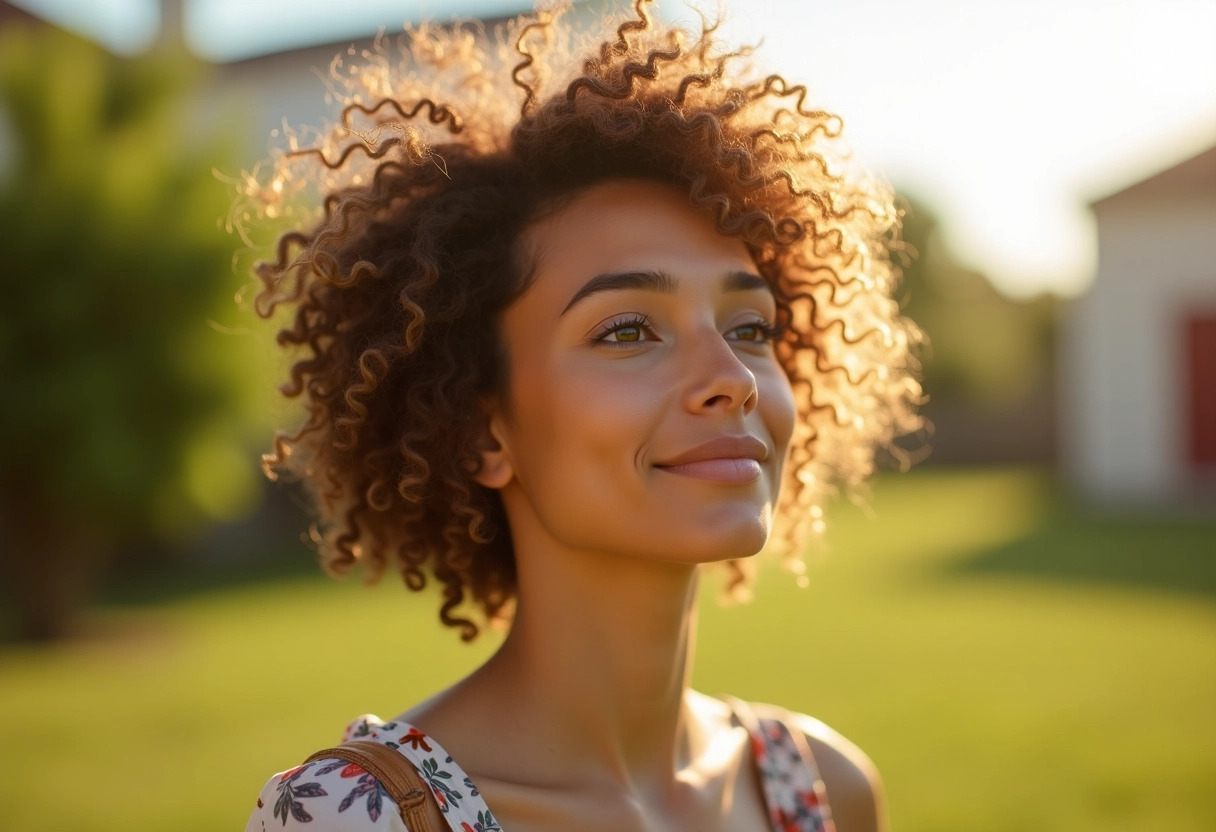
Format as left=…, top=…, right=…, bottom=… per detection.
left=242, top=2, right=921, bottom=830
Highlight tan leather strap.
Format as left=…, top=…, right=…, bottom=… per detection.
left=305, top=740, right=435, bottom=832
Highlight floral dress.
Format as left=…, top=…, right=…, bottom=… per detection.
left=245, top=702, right=834, bottom=832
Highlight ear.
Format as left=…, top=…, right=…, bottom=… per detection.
left=471, top=401, right=514, bottom=490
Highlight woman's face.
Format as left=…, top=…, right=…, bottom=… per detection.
left=479, top=179, right=797, bottom=564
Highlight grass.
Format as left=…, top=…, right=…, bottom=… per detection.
left=0, top=467, right=1212, bottom=831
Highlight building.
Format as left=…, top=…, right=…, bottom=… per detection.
left=1, top=0, right=622, bottom=163
left=1061, top=145, right=1216, bottom=507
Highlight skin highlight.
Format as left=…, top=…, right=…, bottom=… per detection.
left=483, top=180, right=795, bottom=565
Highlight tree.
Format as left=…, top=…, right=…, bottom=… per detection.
left=0, top=25, right=268, bottom=640
left=892, top=192, right=1059, bottom=464
left=895, top=191, right=1056, bottom=406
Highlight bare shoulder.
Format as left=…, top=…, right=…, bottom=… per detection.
left=756, top=705, right=889, bottom=832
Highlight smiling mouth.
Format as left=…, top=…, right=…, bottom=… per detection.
left=654, top=458, right=763, bottom=483
left=653, top=435, right=768, bottom=483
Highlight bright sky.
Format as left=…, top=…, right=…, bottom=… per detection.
left=11, top=0, right=1216, bottom=297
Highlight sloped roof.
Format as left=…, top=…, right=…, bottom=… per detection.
left=1091, top=144, right=1216, bottom=207
left=0, top=0, right=530, bottom=64
left=0, top=1, right=42, bottom=25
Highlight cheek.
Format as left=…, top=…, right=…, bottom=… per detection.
left=507, top=353, right=667, bottom=486
left=762, top=369, right=798, bottom=459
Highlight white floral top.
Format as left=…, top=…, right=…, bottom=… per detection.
left=245, top=704, right=834, bottom=832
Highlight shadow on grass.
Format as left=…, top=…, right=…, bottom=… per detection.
left=942, top=506, right=1216, bottom=600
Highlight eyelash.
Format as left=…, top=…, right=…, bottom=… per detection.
left=590, top=315, right=785, bottom=346
left=730, top=320, right=787, bottom=343
left=591, top=315, right=654, bottom=346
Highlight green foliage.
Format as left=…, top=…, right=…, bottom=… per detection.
left=0, top=26, right=266, bottom=537
left=0, top=469, right=1211, bottom=831
left=0, top=25, right=276, bottom=639
left=895, top=193, right=1057, bottom=405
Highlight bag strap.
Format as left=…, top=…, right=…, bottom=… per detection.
left=304, top=740, right=436, bottom=832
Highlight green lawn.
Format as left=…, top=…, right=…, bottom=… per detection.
left=1, top=468, right=1212, bottom=831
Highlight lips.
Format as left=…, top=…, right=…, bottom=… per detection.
left=654, top=435, right=768, bottom=483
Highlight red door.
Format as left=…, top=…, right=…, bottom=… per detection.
left=1185, top=315, right=1216, bottom=467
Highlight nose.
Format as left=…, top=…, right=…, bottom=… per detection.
left=681, top=333, right=759, bottom=415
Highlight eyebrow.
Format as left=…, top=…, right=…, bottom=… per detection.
left=559, top=269, right=770, bottom=316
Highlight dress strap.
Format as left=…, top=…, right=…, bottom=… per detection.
left=722, top=697, right=836, bottom=832
left=723, top=694, right=763, bottom=735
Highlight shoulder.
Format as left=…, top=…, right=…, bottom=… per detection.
left=244, top=757, right=410, bottom=832
left=755, top=704, right=889, bottom=832
left=244, top=715, right=416, bottom=832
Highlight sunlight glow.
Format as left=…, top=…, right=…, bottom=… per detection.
left=10, top=0, right=1216, bottom=297
left=8, top=0, right=158, bottom=54
left=659, top=0, right=1216, bottom=297
left=186, top=0, right=531, bottom=62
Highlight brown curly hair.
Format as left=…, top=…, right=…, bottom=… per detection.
left=238, top=0, right=923, bottom=640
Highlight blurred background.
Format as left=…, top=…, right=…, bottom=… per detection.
left=0, top=0, right=1212, bottom=830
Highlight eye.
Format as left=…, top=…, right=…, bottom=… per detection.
left=592, top=314, right=655, bottom=346
left=728, top=319, right=784, bottom=343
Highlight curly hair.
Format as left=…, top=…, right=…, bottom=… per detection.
left=238, top=0, right=923, bottom=640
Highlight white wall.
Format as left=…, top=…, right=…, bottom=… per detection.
left=199, top=0, right=629, bottom=165
left=1061, top=196, right=1216, bottom=504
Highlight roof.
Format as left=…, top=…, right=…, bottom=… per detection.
left=0, top=1, right=42, bottom=26
left=1090, top=144, right=1216, bottom=207
left=0, top=0, right=538, bottom=65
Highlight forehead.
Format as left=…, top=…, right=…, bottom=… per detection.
left=518, top=179, right=759, bottom=306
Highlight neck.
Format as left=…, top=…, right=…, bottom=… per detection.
left=482, top=540, right=704, bottom=791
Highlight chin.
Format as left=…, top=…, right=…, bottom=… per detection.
left=656, top=513, right=772, bottom=564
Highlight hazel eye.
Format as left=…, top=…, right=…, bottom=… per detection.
left=729, top=320, right=782, bottom=343
left=606, top=325, right=642, bottom=342
left=593, top=315, right=654, bottom=346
